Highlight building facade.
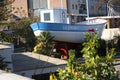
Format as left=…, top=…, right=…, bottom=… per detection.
left=11, top=0, right=108, bottom=22
left=48, top=0, right=67, bottom=9
left=67, top=0, right=86, bottom=23
left=67, top=0, right=108, bottom=23
left=11, top=0, right=28, bottom=18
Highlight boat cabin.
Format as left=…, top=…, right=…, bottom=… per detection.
left=40, top=9, right=67, bottom=23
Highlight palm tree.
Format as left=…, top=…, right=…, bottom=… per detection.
left=37, top=31, right=54, bottom=43
left=33, top=31, right=55, bottom=56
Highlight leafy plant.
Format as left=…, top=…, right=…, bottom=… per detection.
left=51, top=33, right=118, bottom=80
left=80, top=33, right=117, bottom=80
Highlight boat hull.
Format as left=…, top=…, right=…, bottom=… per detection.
left=30, top=19, right=107, bottom=43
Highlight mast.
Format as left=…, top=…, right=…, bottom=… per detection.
left=86, top=0, right=89, bottom=21
left=61, top=0, right=64, bottom=9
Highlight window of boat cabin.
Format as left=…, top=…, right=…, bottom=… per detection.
left=44, top=13, right=50, bottom=21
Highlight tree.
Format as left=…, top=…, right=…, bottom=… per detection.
left=0, top=0, right=15, bottom=21
left=0, top=5, right=11, bottom=21
left=51, top=33, right=118, bottom=80
left=4, top=0, right=15, bottom=5
left=9, top=18, right=38, bottom=51
left=0, top=0, right=15, bottom=6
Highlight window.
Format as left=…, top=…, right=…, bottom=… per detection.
left=72, top=4, right=74, bottom=9
left=44, top=13, right=50, bottom=21
left=76, top=5, right=78, bottom=10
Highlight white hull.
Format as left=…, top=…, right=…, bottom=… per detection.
left=34, top=30, right=103, bottom=43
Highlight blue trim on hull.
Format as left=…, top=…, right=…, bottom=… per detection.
left=30, top=22, right=105, bottom=32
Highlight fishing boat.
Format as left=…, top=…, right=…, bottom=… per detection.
left=30, top=18, right=107, bottom=43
